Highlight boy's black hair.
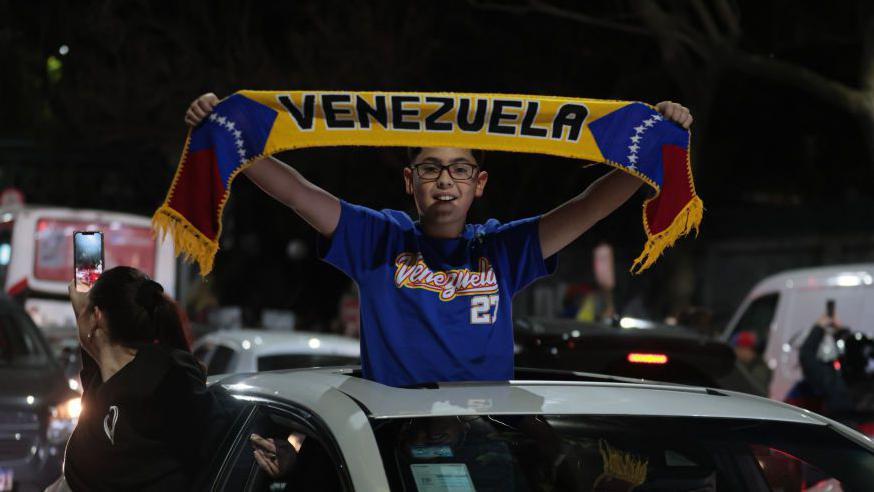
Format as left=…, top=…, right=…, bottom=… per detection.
left=406, top=147, right=486, bottom=168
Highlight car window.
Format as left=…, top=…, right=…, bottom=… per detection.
left=257, top=354, right=359, bottom=371
left=732, top=293, right=780, bottom=354
left=214, top=404, right=348, bottom=491
left=194, top=343, right=214, bottom=367
left=0, top=312, right=49, bottom=366
left=372, top=415, right=874, bottom=491
left=751, top=444, right=842, bottom=492
left=190, top=390, right=255, bottom=490
left=208, top=346, right=238, bottom=375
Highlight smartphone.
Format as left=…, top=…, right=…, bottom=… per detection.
left=826, top=299, right=836, bottom=318
left=74, top=231, right=104, bottom=292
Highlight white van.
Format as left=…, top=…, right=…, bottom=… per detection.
left=0, top=205, right=176, bottom=347
left=722, top=264, right=874, bottom=401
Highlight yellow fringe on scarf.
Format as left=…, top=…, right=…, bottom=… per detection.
left=632, top=196, right=704, bottom=274
left=152, top=206, right=219, bottom=275
left=594, top=439, right=649, bottom=489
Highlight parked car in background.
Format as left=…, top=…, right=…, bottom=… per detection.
left=0, top=205, right=176, bottom=351
left=722, top=264, right=874, bottom=401
left=515, top=317, right=766, bottom=395
left=0, top=295, right=80, bottom=491
left=196, top=366, right=874, bottom=490
left=192, top=329, right=359, bottom=375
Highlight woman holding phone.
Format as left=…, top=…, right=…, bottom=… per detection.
left=58, top=266, right=222, bottom=491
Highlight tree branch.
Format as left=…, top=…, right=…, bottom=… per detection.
left=724, top=50, right=872, bottom=117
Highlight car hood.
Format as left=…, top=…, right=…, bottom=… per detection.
left=0, top=366, right=70, bottom=407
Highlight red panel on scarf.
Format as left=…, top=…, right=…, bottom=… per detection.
left=645, top=144, right=694, bottom=234
left=167, top=149, right=225, bottom=241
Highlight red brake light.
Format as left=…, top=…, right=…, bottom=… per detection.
left=627, top=353, right=668, bottom=364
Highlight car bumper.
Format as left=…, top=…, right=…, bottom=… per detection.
left=0, top=442, right=64, bottom=492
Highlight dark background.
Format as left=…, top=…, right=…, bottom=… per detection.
left=3, top=0, right=873, bottom=331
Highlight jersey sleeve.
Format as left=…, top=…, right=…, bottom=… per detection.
left=317, top=200, right=400, bottom=281
left=491, top=216, right=558, bottom=296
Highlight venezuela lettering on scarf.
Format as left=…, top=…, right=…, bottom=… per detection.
left=276, top=93, right=589, bottom=142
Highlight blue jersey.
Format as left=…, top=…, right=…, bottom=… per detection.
left=319, top=201, right=556, bottom=387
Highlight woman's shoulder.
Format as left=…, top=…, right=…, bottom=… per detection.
left=136, top=344, right=206, bottom=389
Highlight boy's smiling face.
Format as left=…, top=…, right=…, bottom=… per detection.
left=403, top=147, right=488, bottom=234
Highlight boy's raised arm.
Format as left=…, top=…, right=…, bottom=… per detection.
left=185, top=93, right=341, bottom=238
left=538, top=101, right=693, bottom=259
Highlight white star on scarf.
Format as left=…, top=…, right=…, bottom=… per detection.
left=628, top=154, right=638, bottom=164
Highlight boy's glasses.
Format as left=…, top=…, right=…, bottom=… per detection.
left=410, top=162, right=478, bottom=181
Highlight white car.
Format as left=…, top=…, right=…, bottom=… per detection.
left=723, top=264, right=874, bottom=400
left=196, top=367, right=874, bottom=491
left=192, top=330, right=359, bottom=375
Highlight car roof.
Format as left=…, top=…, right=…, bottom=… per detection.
left=749, top=263, right=874, bottom=297
left=196, top=329, right=360, bottom=356
left=214, top=367, right=835, bottom=427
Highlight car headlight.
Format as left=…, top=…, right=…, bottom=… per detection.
left=47, top=397, right=81, bottom=445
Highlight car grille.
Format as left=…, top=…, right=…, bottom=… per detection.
left=0, top=410, right=40, bottom=461
left=0, top=436, right=36, bottom=461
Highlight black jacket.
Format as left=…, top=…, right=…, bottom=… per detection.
left=799, top=324, right=853, bottom=416
left=64, top=344, right=225, bottom=491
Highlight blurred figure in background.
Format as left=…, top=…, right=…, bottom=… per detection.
left=794, top=312, right=854, bottom=421
left=731, top=330, right=772, bottom=394
left=678, top=306, right=715, bottom=337
left=185, top=279, right=219, bottom=325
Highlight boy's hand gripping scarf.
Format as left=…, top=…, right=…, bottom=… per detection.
left=153, top=91, right=703, bottom=275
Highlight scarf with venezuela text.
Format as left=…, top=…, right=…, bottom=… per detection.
left=152, top=91, right=703, bottom=275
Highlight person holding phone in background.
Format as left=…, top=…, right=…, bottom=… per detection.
left=52, top=233, right=232, bottom=491
left=796, top=300, right=854, bottom=420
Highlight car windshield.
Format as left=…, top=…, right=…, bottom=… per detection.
left=371, top=415, right=874, bottom=491
left=0, top=310, right=50, bottom=367
left=257, top=354, right=359, bottom=371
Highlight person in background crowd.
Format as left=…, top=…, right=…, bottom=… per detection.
left=676, top=306, right=714, bottom=337
left=56, top=267, right=233, bottom=491
left=793, top=312, right=854, bottom=420
left=731, top=330, right=772, bottom=394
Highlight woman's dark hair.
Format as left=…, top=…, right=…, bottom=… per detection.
left=89, top=266, right=192, bottom=352
left=406, top=147, right=486, bottom=168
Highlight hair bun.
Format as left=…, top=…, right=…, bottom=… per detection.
left=135, top=279, right=164, bottom=311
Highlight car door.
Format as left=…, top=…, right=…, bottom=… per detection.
left=207, top=399, right=352, bottom=491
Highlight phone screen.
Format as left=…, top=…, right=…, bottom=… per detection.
left=74, top=231, right=104, bottom=292
left=826, top=299, right=836, bottom=318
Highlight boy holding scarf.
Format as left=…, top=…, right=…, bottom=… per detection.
left=185, top=93, right=692, bottom=387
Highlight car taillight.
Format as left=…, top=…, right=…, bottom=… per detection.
left=627, top=352, right=669, bottom=364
